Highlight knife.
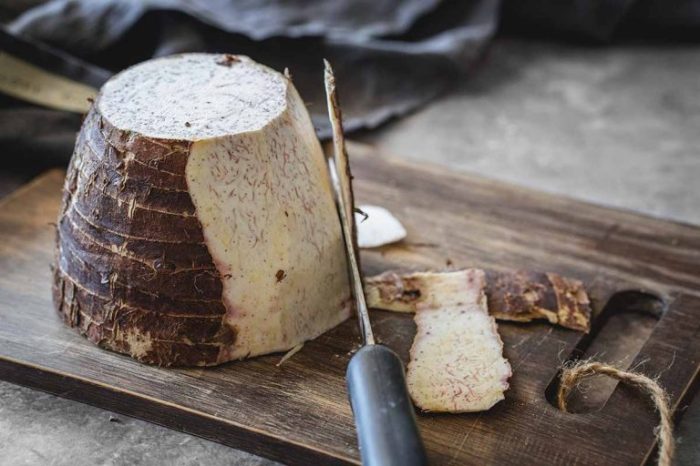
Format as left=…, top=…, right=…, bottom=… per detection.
left=324, top=60, right=428, bottom=466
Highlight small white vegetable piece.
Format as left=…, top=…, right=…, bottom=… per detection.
left=355, top=204, right=407, bottom=248
left=406, top=269, right=511, bottom=412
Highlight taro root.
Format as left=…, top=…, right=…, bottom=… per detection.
left=53, top=54, right=352, bottom=366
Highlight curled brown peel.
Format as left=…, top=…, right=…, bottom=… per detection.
left=545, top=272, right=591, bottom=332
left=324, top=60, right=359, bottom=258
left=365, top=269, right=592, bottom=332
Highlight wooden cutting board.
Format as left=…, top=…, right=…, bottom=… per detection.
left=1, top=141, right=698, bottom=465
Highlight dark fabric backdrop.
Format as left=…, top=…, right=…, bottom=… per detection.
left=1, top=0, right=698, bottom=169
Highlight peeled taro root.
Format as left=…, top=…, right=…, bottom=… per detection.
left=406, top=269, right=512, bottom=412
left=53, top=54, right=352, bottom=366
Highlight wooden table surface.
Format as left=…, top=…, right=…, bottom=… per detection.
left=2, top=39, right=700, bottom=466
left=1, top=141, right=699, bottom=465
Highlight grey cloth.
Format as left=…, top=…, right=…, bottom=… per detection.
left=2, top=0, right=699, bottom=168
left=6, top=0, right=499, bottom=138
left=10, top=0, right=445, bottom=44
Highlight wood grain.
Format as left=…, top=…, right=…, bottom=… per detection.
left=1, top=141, right=699, bottom=465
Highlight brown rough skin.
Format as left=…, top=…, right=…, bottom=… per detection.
left=53, top=108, right=230, bottom=366
left=365, top=269, right=592, bottom=332
left=485, top=270, right=591, bottom=332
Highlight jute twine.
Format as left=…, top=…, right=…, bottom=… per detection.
left=557, top=360, right=674, bottom=466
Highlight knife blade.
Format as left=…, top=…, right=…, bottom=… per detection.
left=324, top=60, right=428, bottom=466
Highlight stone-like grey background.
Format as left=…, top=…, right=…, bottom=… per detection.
left=360, top=39, right=700, bottom=225
left=2, top=38, right=699, bottom=465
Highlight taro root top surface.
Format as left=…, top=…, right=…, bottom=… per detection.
left=99, top=54, right=288, bottom=140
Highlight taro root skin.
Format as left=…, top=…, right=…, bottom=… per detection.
left=365, top=269, right=592, bottom=332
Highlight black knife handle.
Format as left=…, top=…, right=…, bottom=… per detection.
left=346, top=344, right=428, bottom=466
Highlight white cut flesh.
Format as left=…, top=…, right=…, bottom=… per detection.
left=99, top=54, right=352, bottom=361
left=406, top=269, right=511, bottom=412
left=355, top=205, right=407, bottom=248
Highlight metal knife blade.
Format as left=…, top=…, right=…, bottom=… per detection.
left=323, top=60, right=428, bottom=466
left=323, top=59, right=374, bottom=346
